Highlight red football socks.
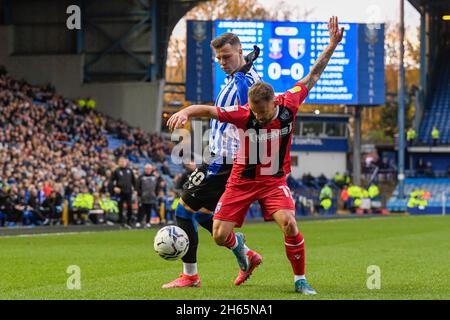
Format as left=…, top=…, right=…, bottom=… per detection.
left=223, top=231, right=237, bottom=249
left=284, top=232, right=305, bottom=276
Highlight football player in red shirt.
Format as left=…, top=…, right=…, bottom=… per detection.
left=168, top=16, right=344, bottom=294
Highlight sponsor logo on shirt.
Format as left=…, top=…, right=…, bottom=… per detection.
left=248, top=123, right=293, bottom=142
left=288, top=86, right=302, bottom=94
left=223, top=106, right=238, bottom=112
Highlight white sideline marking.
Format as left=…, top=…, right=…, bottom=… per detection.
left=0, top=229, right=139, bottom=239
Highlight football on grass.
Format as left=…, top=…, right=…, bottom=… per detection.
left=154, top=226, right=189, bottom=260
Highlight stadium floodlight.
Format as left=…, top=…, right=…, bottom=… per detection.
left=442, top=15, right=450, bottom=21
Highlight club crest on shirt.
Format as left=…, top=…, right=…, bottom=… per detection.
left=279, top=108, right=291, bottom=121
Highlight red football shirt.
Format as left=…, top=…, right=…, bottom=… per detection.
left=217, top=82, right=308, bottom=182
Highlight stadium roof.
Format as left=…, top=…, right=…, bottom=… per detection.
left=408, top=0, right=450, bottom=13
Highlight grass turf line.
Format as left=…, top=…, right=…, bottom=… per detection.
left=0, top=215, right=449, bottom=299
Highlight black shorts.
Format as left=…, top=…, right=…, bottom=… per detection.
left=181, top=159, right=233, bottom=212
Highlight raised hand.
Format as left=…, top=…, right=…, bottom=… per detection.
left=328, top=16, right=344, bottom=46
left=300, top=16, right=344, bottom=90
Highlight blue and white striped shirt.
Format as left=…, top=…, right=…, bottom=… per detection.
left=209, top=67, right=261, bottom=161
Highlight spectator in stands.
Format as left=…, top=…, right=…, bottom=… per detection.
left=43, top=180, right=53, bottom=198
left=431, top=126, right=440, bottom=146
left=41, top=190, right=63, bottom=225
left=71, top=186, right=92, bottom=225
left=340, top=185, right=350, bottom=210
left=164, top=189, right=177, bottom=224
left=379, top=157, right=394, bottom=181
left=302, top=173, right=315, bottom=188
left=379, top=157, right=389, bottom=171
left=25, top=187, right=46, bottom=225
left=88, top=192, right=105, bottom=224
left=319, top=184, right=333, bottom=215
left=161, top=160, right=173, bottom=178
left=408, top=189, right=428, bottom=211
left=333, top=172, right=345, bottom=189
left=136, top=164, right=162, bottom=228
left=0, top=186, right=11, bottom=227
left=363, top=152, right=379, bottom=179
left=0, top=68, right=174, bottom=228
left=424, top=161, right=434, bottom=178
left=86, top=97, right=96, bottom=110
left=406, top=127, right=416, bottom=146
left=416, top=158, right=426, bottom=177
left=317, top=173, right=328, bottom=188
left=343, top=171, right=351, bottom=186
left=10, top=187, right=26, bottom=226
left=99, top=193, right=119, bottom=225
left=347, top=185, right=363, bottom=214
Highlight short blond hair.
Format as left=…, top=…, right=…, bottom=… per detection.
left=248, top=82, right=275, bottom=104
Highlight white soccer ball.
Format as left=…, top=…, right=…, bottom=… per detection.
left=153, top=226, right=189, bottom=261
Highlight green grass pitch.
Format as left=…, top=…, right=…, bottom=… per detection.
left=0, top=215, right=449, bottom=300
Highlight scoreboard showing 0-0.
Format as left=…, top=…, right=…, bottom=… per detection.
left=213, top=20, right=385, bottom=105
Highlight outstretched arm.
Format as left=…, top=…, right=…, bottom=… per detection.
left=167, top=105, right=218, bottom=131
left=299, top=16, right=344, bottom=91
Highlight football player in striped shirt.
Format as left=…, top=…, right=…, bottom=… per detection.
left=162, top=33, right=261, bottom=288
left=168, top=16, right=344, bottom=294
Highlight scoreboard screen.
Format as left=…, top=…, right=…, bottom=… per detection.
left=185, top=20, right=385, bottom=106
left=213, top=20, right=384, bottom=105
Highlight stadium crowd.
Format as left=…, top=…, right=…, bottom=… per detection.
left=0, top=66, right=392, bottom=228
left=0, top=67, right=177, bottom=227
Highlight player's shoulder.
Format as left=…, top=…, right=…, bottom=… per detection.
left=276, top=82, right=309, bottom=104
left=246, top=68, right=261, bottom=81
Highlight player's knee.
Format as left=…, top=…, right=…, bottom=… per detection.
left=280, top=214, right=298, bottom=236
left=213, top=229, right=227, bottom=245
left=212, top=224, right=228, bottom=245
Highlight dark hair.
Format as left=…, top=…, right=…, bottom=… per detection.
left=210, top=33, right=241, bottom=49
left=248, top=82, right=275, bottom=104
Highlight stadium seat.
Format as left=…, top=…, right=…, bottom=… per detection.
left=387, top=178, right=450, bottom=212
left=418, top=49, right=450, bottom=145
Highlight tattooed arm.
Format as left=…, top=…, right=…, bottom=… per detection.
left=300, top=16, right=344, bottom=91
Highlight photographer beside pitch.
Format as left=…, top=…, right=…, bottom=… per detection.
left=168, top=16, right=344, bottom=294
left=162, top=34, right=261, bottom=288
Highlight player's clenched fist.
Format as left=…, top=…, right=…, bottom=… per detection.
left=167, top=110, right=188, bottom=131
left=328, top=16, right=344, bottom=46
